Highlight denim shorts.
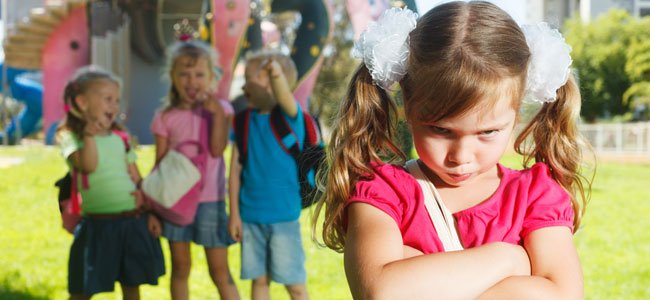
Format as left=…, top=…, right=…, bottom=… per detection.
left=163, top=201, right=235, bottom=248
left=241, top=220, right=306, bottom=284
left=68, top=213, right=165, bottom=296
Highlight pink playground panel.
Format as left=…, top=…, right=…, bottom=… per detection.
left=42, top=6, right=89, bottom=133
left=212, top=0, right=250, bottom=101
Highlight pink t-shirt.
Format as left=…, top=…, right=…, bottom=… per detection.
left=150, top=101, right=233, bottom=203
left=347, top=162, right=574, bottom=254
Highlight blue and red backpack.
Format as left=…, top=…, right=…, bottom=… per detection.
left=233, top=106, right=325, bottom=208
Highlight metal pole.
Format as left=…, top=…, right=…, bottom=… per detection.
left=1, top=0, right=8, bottom=145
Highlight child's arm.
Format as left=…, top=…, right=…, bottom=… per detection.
left=69, top=135, right=98, bottom=173
left=265, top=59, right=297, bottom=118
left=345, top=202, right=531, bottom=299
left=127, top=162, right=146, bottom=209
left=70, top=116, right=110, bottom=172
left=128, top=162, right=142, bottom=185
left=203, top=99, right=232, bottom=157
left=154, top=135, right=169, bottom=165
left=227, top=146, right=243, bottom=242
left=477, top=227, right=583, bottom=299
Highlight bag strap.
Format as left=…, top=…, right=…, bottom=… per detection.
left=70, top=169, right=82, bottom=214
left=197, top=109, right=211, bottom=151
left=405, top=160, right=464, bottom=252
left=269, top=105, right=322, bottom=153
left=233, top=108, right=251, bottom=165
left=112, top=129, right=131, bottom=152
left=270, top=105, right=301, bottom=161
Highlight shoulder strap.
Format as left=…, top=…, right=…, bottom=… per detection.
left=303, top=112, right=321, bottom=146
left=404, top=159, right=464, bottom=252
left=233, top=108, right=251, bottom=165
left=270, top=105, right=301, bottom=160
left=112, top=129, right=131, bottom=152
left=70, top=169, right=82, bottom=214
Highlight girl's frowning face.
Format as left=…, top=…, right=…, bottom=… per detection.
left=411, top=91, right=517, bottom=189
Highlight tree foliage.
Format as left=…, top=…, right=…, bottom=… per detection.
left=309, top=0, right=357, bottom=128
left=564, top=10, right=650, bottom=121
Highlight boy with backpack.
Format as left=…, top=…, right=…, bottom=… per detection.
left=229, top=50, right=314, bottom=300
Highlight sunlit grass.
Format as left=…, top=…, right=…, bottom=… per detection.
left=0, top=145, right=648, bottom=299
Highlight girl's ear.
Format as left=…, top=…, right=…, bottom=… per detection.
left=74, top=94, right=88, bottom=112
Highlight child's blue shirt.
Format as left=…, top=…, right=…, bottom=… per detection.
left=238, top=107, right=305, bottom=224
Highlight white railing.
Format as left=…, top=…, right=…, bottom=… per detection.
left=580, top=122, right=650, bottom=154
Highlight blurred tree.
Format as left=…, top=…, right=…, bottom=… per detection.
left=310, top=0, right=416, bottom=155
left=309, top=0, right=357, bottom=127
left=564, top=10, right=650, bottom=121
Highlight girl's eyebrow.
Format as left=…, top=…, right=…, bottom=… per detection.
left=477, top=121, right=511, bottom=130
left=422, top=120, right=512, bottom=132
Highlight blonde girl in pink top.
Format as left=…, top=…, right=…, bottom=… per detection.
left=151, top=41, right=239, bottom=300
left=314, top=2, right=592, bottom=299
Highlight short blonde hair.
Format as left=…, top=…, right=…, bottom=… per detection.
left=245, top=49, right=298, bottom=89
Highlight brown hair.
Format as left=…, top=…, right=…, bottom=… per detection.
left=314, top=1, right=592, bottom=252
left=164, top=40, right=221, bottom=110
left=58, top=66, right=122, bottom=139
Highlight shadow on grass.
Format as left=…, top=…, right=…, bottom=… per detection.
left=0, top=288, right=49, bottom=300
left=0, top=277, right=51, bottom=300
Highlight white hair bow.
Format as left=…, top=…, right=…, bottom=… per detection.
left=351, top=7, right=417, bottom=90
left=352, top=7, right=572, bottom=103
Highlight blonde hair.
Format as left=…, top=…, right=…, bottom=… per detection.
left=164, top=40, right=221, bottom=109
left=314, top=1, right=592, bottom=252
left=245, top=49, right=298, bottom=89
left=58, top=65, right=122, bottom=139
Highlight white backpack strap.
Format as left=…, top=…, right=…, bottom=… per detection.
left=405, top=160, right=464, bottom=252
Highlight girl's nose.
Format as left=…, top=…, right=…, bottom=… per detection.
left=447, top=138, right=473, bottom=165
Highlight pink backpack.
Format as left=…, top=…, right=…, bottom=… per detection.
left=144, top=111, right=211, bottom=225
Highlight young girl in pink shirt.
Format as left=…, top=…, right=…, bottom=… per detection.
left=315, top=2, right=592, bottom=299
left=150, top=41, right=239, bottom=300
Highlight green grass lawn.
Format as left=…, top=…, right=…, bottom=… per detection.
left=0, top=145, right=648, bottom=299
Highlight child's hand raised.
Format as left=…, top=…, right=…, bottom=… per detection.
left=83, top=115, right=110, bottom=136
left=201, top=96, right=225, bottom=117
left=262, top=58, right=283, bottom=80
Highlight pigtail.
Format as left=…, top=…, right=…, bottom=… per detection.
left=514, top=74, right=593, bottom=230
left=57, top=80, right=86, bottom=140
left=313, top=64, right=404, bottom=252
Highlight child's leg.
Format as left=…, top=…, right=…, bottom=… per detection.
left=205, top=247, right=239, bottom=300
left=285, top=284, right=309, bottom=300
left=169, top=241, right=192, bottom=300
left=120, top=284, right=140, bottom=300
left=251, top=275, right=271, bottom=300
left=267, top=220, right=308, bottom=299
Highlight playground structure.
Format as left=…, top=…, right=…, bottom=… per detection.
left=0, top=0, right=418, bottom=145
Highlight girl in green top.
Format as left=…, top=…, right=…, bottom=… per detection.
left=58, top=66, right=165, bottom=299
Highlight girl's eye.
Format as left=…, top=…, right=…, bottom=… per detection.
left=429, top=126, right=450, bottom=135
left=480, top=130, right=499, bottom=137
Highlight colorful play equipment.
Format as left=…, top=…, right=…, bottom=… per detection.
left=0, top=64, right=43, bottom=144
left=0, top=0, right=412, bottom=144
left=1, top=0, right=87, bottom=144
